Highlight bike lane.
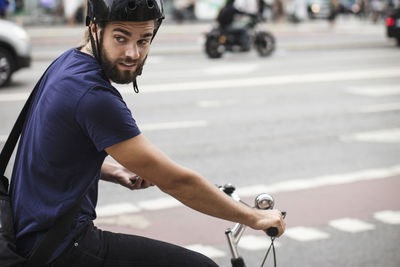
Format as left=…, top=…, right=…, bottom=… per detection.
left=94, top=175, right=400, bottom=246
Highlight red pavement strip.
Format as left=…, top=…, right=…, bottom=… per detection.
left=95, top=175, right=400, bottom=246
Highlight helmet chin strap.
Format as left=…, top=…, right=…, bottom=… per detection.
left=133, top=80, right=139, bottom=93
left=88, top=24, right=100, bottom=64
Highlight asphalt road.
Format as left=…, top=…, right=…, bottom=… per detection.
left=0, top=18, right=399, bottom=266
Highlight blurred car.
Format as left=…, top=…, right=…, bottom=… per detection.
left=0, top=19, right=31, bottom=87
left=386, top=8, right=400, bottom=46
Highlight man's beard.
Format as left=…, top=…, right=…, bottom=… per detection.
left=100, top=46, right=147, bottom=84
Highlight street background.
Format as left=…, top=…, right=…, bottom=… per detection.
left=1, top=1, right=400, bottom=266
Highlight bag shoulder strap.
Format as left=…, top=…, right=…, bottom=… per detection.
left=0, top=61, right=84, bottom=266
left=0, top=60, right=54, bottom=178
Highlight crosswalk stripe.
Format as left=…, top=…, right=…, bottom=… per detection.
left=96, top=202, right=140, bottom=217
left=340, top=128, right=400, bottom=143
left=95, top=214, right=150, bottom=230
left=0, top=135, right=7, bottom=143
left=184, top=244, right=226, bottom=258
left=329, top=218, right=375, bottom=233
left=374, top=210, right=400, bottom=224
left=355, top=103, right=400, bottom=113
left=140, top=120, right=208, bottom=131
left=284, top=227, right=330, bottom=241
left=347, top=86, right=400, bottom=97
left=238, top=235, right=278, bottom=251
left=137, top=197, right=182, bottom=211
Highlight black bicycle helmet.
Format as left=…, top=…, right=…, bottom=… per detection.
left=86, top=0, right=164, bottom=25
left=85, top=0, right=165, bottom=92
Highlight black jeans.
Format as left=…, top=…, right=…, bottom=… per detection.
left=49, top=222, right=218, bottom=267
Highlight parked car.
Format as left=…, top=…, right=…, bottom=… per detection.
left=0, top=19, right=31, bottom=87
left=386, top=8, right=400, bottom=46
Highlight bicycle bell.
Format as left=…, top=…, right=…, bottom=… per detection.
left=255, top=194, right=274, bottom=210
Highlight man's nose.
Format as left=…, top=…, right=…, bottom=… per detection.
left=125, top=45, right=140, bottom=59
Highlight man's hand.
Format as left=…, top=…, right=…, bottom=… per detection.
left=101, top=161, right=154, bottom=190
left=250, top=209, right=286, bottom=237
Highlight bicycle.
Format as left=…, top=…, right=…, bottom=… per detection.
left=219, top=184, right=286, bottom=267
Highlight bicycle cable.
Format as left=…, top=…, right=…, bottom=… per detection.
left=260, top=237, right=277, bottom=267
left=260, top=211, right=285, bottom=267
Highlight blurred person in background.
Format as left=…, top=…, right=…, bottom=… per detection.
left=13, top=0, right=23, bottom=24
left=217, top=0, right=257, bottom=50
left=328, top=0, right=340, bottom=26
left=63, top=0, right=83, bottom=25
left=0, top=0, right=8, bottom=18
left=173, top=0, right=196, bottom=23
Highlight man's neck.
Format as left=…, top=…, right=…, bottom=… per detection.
left=81, top=43, right=94, bottom=58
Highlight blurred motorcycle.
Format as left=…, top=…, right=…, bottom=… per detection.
left=204, top=14, right=275, bottom=59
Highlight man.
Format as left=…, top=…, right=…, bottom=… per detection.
left=9, top=0, right=286, bottom=266
left=216, top=0, right=256, bottom=50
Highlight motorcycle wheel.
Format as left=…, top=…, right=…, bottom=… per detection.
left=205, top=36, right=224, bottom=59
left=255, top=31, right=275, bottom=57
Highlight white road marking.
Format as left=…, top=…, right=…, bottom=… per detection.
left=340, top=128, right=400, bottom=143
left=137, top=197, right=182, bottom=211
left=0, top=92, right=30, bottom=102
left=356, top=103, right=400, bottom=113
left=236, top=164, right=400, bottom=197
left=329, top=218, right=375, bottom=233
left=185, top=244, right=226, bottom=258
left=115, top=67, right=400, bottom=94
left=140, top=120, right=208, bottom=131
left=96, top=202, right=141, bottom=217
left=284, top=227, right=330, bottom=242
left=0, top=135, right=8, bottom=142
left=203, top=64, right=259, bottom=75
left=238, top=235, right=277, bottom=251
left=95, top=214, right=150, bottom=229
left=347, top=86, right=400, bottom=97
left=3, top=68, right=400, bottom=101
left=197, top=99, right=239, bottom=108
left=374, top=210, right=400, bottom=224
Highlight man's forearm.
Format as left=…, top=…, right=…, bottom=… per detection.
left=160, top=168, right=256, bottom=227
left=100, top=161, right=120, bottom=183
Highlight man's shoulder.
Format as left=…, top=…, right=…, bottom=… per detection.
left=48, top=48, right=111, bottom=92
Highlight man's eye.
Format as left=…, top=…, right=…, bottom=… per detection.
left=115, top=36, right=126, bottom=43
left=138, top=39, right=150, bottom=46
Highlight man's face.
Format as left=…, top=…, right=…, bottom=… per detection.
left=98, top=20, right=155, bottom=84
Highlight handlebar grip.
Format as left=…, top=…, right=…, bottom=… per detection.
left=266, top=227, right=278, bottom=237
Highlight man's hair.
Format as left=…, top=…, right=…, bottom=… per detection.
left=83, top=21, right=108, bottom=44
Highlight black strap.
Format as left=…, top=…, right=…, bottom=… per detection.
left=0, top=62, right=84, bottom=266
left=0, top=89, right=36, bottom=176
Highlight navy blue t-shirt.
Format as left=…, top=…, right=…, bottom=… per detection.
left=9, top=48, right=141, bottom=259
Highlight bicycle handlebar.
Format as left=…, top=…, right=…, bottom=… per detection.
left=219, top=184, right=286, bottom=267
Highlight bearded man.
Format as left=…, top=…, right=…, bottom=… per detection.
left=9, top=0, right=285, bottom=266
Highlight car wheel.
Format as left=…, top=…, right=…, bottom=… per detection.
left=0, top=48, right=15, bottom=87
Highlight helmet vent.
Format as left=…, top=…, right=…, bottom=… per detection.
left=147, top=0, right=155, bottom=8
left=128, top=1, right=137, bottom=10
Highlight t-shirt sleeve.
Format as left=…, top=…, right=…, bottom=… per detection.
left=75, top=86, right=141, bottom=152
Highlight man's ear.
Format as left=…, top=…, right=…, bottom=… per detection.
left=89, top=22, right=97, bottom=36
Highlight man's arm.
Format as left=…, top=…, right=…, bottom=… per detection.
left=105, top=134, right=285, bottom=235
